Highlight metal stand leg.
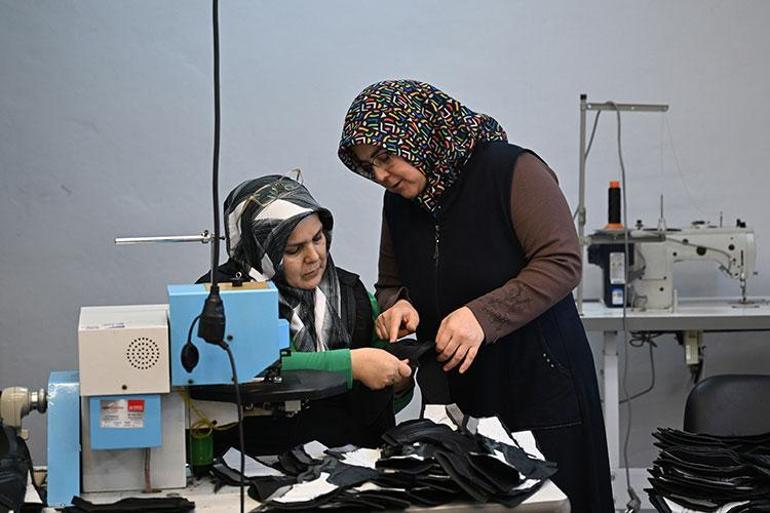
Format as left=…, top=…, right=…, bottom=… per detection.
left=603, top=330, right=620, bottom=503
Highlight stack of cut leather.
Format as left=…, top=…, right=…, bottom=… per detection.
left=211, top=405, right=557, bottom=512
left=647, top=428, right=770, bottom=513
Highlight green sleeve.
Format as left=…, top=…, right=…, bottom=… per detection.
left=368, top=291, right=389, bottom=350
left=280, top=290, right=405, bottom=395
left=281, top=346, right=353, bottom=389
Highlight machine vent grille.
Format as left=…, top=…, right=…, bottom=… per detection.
left=126, top=337, right=161, bottom=370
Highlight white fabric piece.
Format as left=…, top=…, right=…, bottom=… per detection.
left=513, top=478, right=542, bottom=491
left=353, top=482, right=408, bottom=493
left=255, top=198, right=312, bottom=222
left=354, top=482, right=385, bottom=492
left=314, top=287, right=327, bottom=351
left=302, top=440, right=328, bottom=460
left=227, top=199, right=249, bottom=250
left=663, top=498, right=749, bottom=513
left=223, top=447, right=284, bottom=477
left=385, top=451, right=426, bottom=461
left=289, top=308, right=305, bottom=336
left=247, top=267, right=269, bottom=281
left=476, top=416, right=512, bottom=443
left=24, top=474, right=43, bottom=505
left=339, top=447, right=381, bottom=469
left=422, top=404, right=456, bottom=428
left=510, top=430, right=545, bottom=461
left=260, top=252, right=275, bottom=279
left=476, top=416, right=545, bottom=459
left=273, top=472, right=337, bottom=504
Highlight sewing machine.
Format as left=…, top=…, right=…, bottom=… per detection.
left=587, top=220, right=757, bottom=310
left=0, top=281, right=346, bottom=507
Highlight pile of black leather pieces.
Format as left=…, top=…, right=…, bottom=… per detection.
left=647, top=427, right=770, bottom=513
left=61, top=497, right=196, bottom=513
left=211, top=412, right=557, bottom=512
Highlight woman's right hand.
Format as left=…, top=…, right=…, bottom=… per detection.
left=351, top=348, right=412, bottom=390
left=375, top=299, right=420, bottom=342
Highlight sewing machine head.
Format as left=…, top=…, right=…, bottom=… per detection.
left=588, top=220, right=757, bottom=310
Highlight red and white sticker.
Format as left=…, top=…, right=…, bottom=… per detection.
left=100, top=399, right=145, bottom=429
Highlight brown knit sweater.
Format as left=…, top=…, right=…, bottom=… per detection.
left=375, top=152, right=581, bottom=343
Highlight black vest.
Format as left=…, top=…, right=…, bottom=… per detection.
left=385, top=141, right=583, bottom=431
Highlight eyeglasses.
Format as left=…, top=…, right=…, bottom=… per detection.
left=249, top=168, right=303, bottom=208
left=358, top=148, right=395, bottom=177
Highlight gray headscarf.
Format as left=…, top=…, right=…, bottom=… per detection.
left=224, top=174, right=350, bottom=352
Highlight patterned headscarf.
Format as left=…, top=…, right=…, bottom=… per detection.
left=338, top=80, right=508, bottom=212
left=224, top=174, right=351, bottom=352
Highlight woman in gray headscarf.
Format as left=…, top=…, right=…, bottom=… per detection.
left=200, top=173, right=413, bottom=453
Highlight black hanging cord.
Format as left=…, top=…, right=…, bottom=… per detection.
left=209, top=0, right=221, bottom=288
left=222, top=341, right=246, bottom=513
left=200, top=2, right=245, bottom=512
left=197, top=0, right=225, bottom=345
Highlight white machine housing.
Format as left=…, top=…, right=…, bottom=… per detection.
left=630, top=224, right=756, bottom=309
left=78, top=305, right=170, bottom=396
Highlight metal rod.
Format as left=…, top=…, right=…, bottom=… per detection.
left=577, top=94, right=587, bottom=312
left=114, top=231, right=221, bottom=245
left=576, top=95, right=669, bottom=314
left=586, top=102, right=668, bottom=112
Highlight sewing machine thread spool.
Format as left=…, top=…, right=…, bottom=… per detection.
left=606, top=180, right=623, bottom=230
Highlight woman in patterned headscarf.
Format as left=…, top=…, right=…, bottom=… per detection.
left=199, top=173, right=413, bottom=453
left=338, top=80, right=613, bottom=513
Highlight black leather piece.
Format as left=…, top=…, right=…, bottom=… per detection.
left=647, top=492, right=673, bottom=513
left=64, top=496, right=195, bottom=513
left=726, top=499, right=770, bottom=513
left=381, top=419, right=480, bottom=454
left=406, top=486, right=460, bottom=506
left=0, top=424, right=31, bottom=513
left=477, top=435, right=558, bottom=480
left=247, top=478, right=297, bottom=503
left=278, top=451, right=311, bottom=476
left=371, top=471, right=460, bottom=499
left=433, top=450, right=493, bottom=502
left=323, top=444, right=359, bottom=458
left=492, top=479, right=544, bottom=508
left=466, top=453, right=521, bottom=493
left=211, top=462, right=248, bottom=487
left=339, top=489, right=410, bottom=511
left=320, top=460, right=379, bottom=488
left=269, top=458, right=380, bottom=509
left=380, top=441, right=435, bottom=459
left=255, top=415, right=558, bottom=512
left=655, top=427, right=770, bottom=448
left=375, top=456, right=434, bottom=475
left=385, top=339, right=435, bottom=368
left=648, top=427, right=770, bottom=511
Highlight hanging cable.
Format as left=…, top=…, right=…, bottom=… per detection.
left=573, top=110, right=603, bottom=220
left=620, top=332, right=662, bottom=405
left=200, top=2, right=245, bottom=512
left=222, top=341, right=245, bottom=513
left=605, top=102, right=642, bottom=513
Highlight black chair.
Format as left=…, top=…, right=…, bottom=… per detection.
left=684, top=374, right=770, bottom=436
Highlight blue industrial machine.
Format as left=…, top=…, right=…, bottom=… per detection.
left=0, top=279, right=349, bottom=507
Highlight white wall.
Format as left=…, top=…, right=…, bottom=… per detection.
left=2, top=0, right=769, bottom=467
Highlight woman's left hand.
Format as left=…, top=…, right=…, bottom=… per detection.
left=435, top=306, right=485, bottom=374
